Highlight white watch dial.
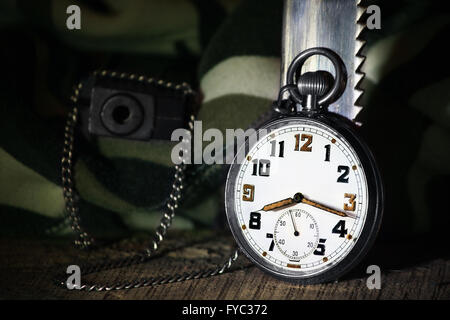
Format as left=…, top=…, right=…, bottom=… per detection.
left=232, top=119, right=369, bottom=277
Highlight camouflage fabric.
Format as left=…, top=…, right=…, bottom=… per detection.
left=0, top=0, right=448, bottom=241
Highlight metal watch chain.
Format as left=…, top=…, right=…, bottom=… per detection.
left=59, top=70, right=239, bottom=291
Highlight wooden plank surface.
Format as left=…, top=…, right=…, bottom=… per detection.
left=1, top=231, right=449, bottom=299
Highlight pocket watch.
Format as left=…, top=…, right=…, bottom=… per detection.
left=225, top=47, right=384, bottom=284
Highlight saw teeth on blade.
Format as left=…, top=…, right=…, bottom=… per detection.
left=355, top=71, right=365, bottom=88
left=353, top=89, right=364, bottom=107
left=356, top=0, right=365, bottom=21
left=353, top=1, right=367, bottom=121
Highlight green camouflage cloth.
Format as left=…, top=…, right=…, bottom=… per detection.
left=0, top=0, right=449, bottom=241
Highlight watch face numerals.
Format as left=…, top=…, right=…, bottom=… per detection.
left=337, top=165, right=350, bottom=183
left=242, top=184, right=254, bottom=202
left=332, top=220, right=348, bottom=238
left=266, top=233, right=275, bottom=251
left=313, top=238, right=327, bottom=256
left=270, top=140, right=285, bottom=158
left=294, top=133, right=313, bottom=152
left=249, top=212, right=261, bottom=230
left=344, top=193, right=356, bottom=211
left=324, top=144, right=331, bottom=162
left=225, top=117, right=380, bottom=283
left=251, top=159, right=271, bottom=177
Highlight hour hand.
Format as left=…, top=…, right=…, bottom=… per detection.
left=261, top=198, right=296, bottom=211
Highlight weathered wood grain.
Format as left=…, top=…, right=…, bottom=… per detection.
left=1, top=232, right=448, bottom=300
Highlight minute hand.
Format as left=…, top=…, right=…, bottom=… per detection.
left=295, top=193, right=351, bottom=218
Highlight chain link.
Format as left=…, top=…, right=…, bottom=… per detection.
left=59, top=70, right=240, bottom=291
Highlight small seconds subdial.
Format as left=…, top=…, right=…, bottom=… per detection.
left=274, top=209, right=319, bottom=261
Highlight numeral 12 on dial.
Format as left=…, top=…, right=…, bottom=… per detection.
left=294, top=134, right=313, bottom=152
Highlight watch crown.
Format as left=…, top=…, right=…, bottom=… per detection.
left=297, top=71, right=334, bottom=111
left=297, top=71, right=333, bottom=97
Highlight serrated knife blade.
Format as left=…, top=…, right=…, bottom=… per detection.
left=281, top=0, right=366, bottom=123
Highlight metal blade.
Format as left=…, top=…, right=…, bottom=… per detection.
left=281, top=0, right=366, bottom=123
